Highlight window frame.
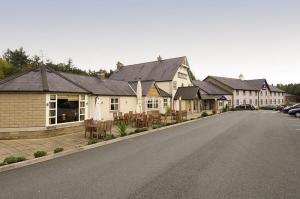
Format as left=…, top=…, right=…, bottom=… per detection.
left=110, top=97, right=119, bottom=112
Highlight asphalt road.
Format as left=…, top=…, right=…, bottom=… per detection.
left=0, top=111, right=299, bottom=199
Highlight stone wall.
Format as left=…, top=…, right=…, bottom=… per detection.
left=0, top=93, right=46, bottom=128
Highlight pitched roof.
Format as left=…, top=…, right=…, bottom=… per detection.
left=173, top=86, right=200, bottom=100
left=109, top=56, right=186, bottom=82
left=128, top=80, right=154, bottom=96
left=205, top=76, right=274, bottom=91
left=200, top=94, right=228, bottom=100
left=60, top=72, right=136, bottom=96
left=0, top=66, right=89, bottom=93
left=192, top=80, right=231, bottom=95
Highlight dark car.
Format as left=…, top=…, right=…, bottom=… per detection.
left=235, top=104, right=256, bottom=110
left=283, top=103, right=300, bottom=113
left=295, top=109, right=300, bottom=118
left=288, top=108, right=300, bottom=117
left=276, top=105, right=285, bottom=112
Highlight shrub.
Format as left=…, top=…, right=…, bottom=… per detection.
left=34, top=151, right=47, bottom=158
left=54, top=147, right=64, bottom=153
left=16, top=156, right=27, bottom=162
left=3, top=156, right=27, bottom=164
left=87, top=138, right=98, bottom=145
left=3, top=156, right=17, bottom=164
left=212, top=110, right=217, bottom=114
left=103, top=134, right=115, bottom=141
left=201, top=112, right=208, bottom=117
left=117, top=122, right=128, bottom=137
left=134, top=127, right=148, bottom=133
left=0, top=162, right=7, bottom=166
left=165, top=106, right=171, bottom=116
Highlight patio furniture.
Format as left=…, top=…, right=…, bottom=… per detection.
left=124, top=113, right=130, bottom=125
left=84, top=119, right=93, bottom=138
left=105, top=120, right=113, bottom=135
left=118, top=112, right=124, bottom=122
left=113, top=112, right=118, bottom=124
left=152, top=114, right=161, bottom=125
left=96, top=121, right=106, bottom=138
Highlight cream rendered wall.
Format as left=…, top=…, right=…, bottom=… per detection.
left=171, top=66, right=192, bottom=97
left=156, top=81, right=172, bottom=95
left=88, top=95, right=137, bottom=120
left=233, top=90, right=260, bottom=107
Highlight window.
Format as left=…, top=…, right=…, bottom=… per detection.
left=163, top=98, right=168, bottom=107
left=278, top=99, right=280, bottom=104
left=265, top=99, right=268, bottom=104
left=173, top=81, right=177, bottom=90
left=243, top=99, right=246, bottom=105
left=282, top=99, right=284, bottom=103
left=255, top=91, right=258, bottom=96
left=236, top=99, right=239, bottom=106
left=236, top=90, right=239, bottom=96
left=255, top=99, right=258, bottom=105
left=270, top=99, right=272, bottom=104
left=249, top=99, right=252, bottom=104
left=250, top=91, right=252, bottom=96
left=265, top=91, right=268, bottom=96
left=79, top=95, right=86, bottom=121
left=47, top=94, right=85, bottom=125
left=274, top=99, right=276, bottom=104
left=261, top=99, right=263, bottom=105
left=243, top=90, right=246, bottom=96
left=270, top=92, right=272, bottom=96
left=110, top=98, right=119, bottom=111
left=260, top=91, right=263, bottom=95
left=178, top=72, right=188, bottom=80
left=219, top=101, right=223, bottom=107
left=274, top=92, right=276, bottom=96
left=147, top=98, right=159, bottom=109
left=49, top=94, right=57, bottom=125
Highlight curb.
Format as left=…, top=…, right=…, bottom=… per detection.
left=0, top=111, right=230, bottom=173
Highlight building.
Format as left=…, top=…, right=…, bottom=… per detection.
left=285, top=93, right=298, bottom=104
left=203, top=76, right=286, bottom=108
left=0, top=65, right=170, bottom=138
left=109, top=56, right=193, bottom=109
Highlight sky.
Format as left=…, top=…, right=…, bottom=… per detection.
left=0, top=0, right=299, bottom=84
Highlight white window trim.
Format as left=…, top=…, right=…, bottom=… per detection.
left=46, top=94, right=87, bottom=126
left=110, top=97, right=119, bottom=112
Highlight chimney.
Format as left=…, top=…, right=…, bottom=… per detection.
left=239, top=74, right=244, bottom=80
left=96, top=70, right=106, bottom=80
left=116, top=61, right=124, bottom=70
left=157, top=55, right=163, bottom=62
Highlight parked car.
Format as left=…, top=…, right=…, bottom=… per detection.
left=295, top=109, right=300, bottom=118
left=260, top=105, right=277, bottom=110
left=235, top=104, right=256, bottom=110
left=288, top=108, right=300, bottom=116
left=283, top=103, right=300, bottom=113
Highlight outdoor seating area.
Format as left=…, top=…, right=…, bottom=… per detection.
left=84, top=110, right=198, bottom=139
left=84, top=119, right=114, bottom=139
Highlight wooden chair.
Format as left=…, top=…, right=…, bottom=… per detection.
left=124, top=113, right=130, bottom=125
left=105, top=120, right=113, bottom=135
left=142, top=114, right=148, bottom=127
left=118, top=112, right=124, bottom=122
left=113, top=112, right=118, bottom=124
left=84, top=119, right=93, bottom=138
left=96, top=121, right=106, bottom=139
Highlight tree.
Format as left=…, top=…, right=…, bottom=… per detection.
left=0, top=58, right=13, bottom=79
left=277, top=83, right=300, bottom=101
left=3, top=47, right=30, bottom=73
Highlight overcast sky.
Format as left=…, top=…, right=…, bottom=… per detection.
left=0, top=0, right=299, bottom=84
